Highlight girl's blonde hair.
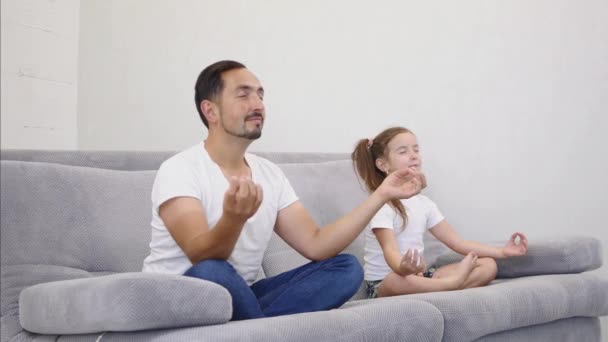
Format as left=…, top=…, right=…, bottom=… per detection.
left=351, top=127, right=413, bottom=228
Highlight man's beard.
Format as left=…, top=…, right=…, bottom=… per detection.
left=221, top=113, right=263, bottom=140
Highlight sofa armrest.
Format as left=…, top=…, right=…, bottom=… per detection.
left=19, top=272, right=232, bottom=335
left=434, top=236, right=602, bottom=278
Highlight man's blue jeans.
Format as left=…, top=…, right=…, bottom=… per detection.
left=184, top=254, right=363, bottom=321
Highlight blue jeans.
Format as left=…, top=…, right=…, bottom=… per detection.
left=184, top=254, right=363, bottom=321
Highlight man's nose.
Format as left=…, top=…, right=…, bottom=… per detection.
left=251, top=95, right=265, bottom=112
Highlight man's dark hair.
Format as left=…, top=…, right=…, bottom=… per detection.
left=194, top=60, right=246, bottom=128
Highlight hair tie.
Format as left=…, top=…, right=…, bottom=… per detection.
left=367, top=138, right=374, bottom=149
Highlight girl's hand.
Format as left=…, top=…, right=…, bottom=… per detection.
left=502, top=232, right=528, bottom=257
left=399, top=249, right=426, bottom=276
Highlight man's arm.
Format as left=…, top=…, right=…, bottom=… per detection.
left=274, top=192, right=386, bottom=261
left=159, top=177, right=263, bottom=263
left=274, top=168, right=423, bottom=261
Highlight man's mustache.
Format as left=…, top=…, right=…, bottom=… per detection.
left=245, top=112, right=264, bottom=121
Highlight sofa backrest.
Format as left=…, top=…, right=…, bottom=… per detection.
left=1, top=161, right=155, bottom=273
left=0, top=149, right=349, bottom=170
left=1, top=160, right=157, bottom=341
left=0, top=150, right=447, bottom=339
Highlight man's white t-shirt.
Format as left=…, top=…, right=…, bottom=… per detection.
left=142, top=144, right=298, bottom=285
left=364, top=195, right=445, bottom=281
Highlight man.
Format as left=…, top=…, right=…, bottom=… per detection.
left=142, top=60, right=424, bottom=320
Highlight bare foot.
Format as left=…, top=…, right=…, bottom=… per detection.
left=439, top=252, right=478, bottom=289
left=457, top=252, right=478, bottom=275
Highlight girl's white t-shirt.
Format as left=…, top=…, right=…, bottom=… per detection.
left=142, top=144, right=298, bottom=285
left=364, top=195, right=444, bottom=281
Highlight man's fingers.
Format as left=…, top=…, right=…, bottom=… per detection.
left=237, top=177, right=250, bottom=198
left=395, top=168, right=419, bottom=182
left=255, top=184, right=264, bottom=208
left=225, top=176, right=239, bottom=201
left=246, top=179, right=257, bottom=201
left=418, top=173, right=427, bottom=189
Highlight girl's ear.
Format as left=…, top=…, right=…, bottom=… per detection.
left=201, top=100, right=219, bottom=124
left=375, top=158, right=388, bottom=174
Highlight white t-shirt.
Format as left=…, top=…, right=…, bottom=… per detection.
left=142, top=144, right=298, bottom=285
left=364, top=195, right=445, bottom=281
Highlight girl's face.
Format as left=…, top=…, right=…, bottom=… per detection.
left=378, top=132, right=421, bottom=173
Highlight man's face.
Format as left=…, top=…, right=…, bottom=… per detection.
left=215, top=68, right=265, bottom=140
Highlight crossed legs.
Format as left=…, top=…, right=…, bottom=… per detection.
left=377, top=253, right=497, bottom=297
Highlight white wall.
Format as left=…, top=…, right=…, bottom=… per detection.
left=0, top=0, right=80, bottom=149
left=77, top=1, right=608, bottom=239
left=4, top=0, right=608, bottom=330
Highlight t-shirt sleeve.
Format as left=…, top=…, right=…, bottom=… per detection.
left=424, top=197, right=445, bottom=229
left=276, top=168, right=298, bottom=210
left=151, top=158, right=201, bottom=214
left=369, top=204, right=397, bottom=230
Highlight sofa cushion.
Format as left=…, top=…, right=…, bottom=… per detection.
left=1, top=264, right=88, bottom=342
left=61, top=298, right=444, bottom=342
left=1, top=161, right=157, bottom=339
left=433, top=236, right=603, bottom=278
left=345, top=273, right=608, bottom=342
left=474, top=316, right=601, bottom=342
left=19, top=272, right=231, bottom=334
left=0, top=161, right=155, bottom=272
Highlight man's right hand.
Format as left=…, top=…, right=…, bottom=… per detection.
left=377, top=168, right=426, bottom=202
left=222, top=176, right=263, bottom=223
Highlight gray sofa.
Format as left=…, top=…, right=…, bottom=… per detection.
left=1, top=149, right=607, bottom=342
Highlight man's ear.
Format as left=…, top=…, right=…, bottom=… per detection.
left=201, top=100, right=219, bottom=124
left=375, top=158, right=388, bottom=174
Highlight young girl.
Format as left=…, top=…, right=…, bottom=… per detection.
left=351, top=127, right=528, bottom=299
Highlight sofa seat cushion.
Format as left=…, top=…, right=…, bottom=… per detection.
left=1, top=264, right=91, bottom=341
left=345, top=273, right=608, bottom=342
left=473, top=316, right=601, bottom=342
left=58, top=299, right=444, bottom=342
left=19, top=272, right=231, bottom=335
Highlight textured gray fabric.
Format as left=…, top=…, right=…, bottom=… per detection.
left=4, top=332, right=58, bottom=342
left=58, top=299, right=444, bottom=342
left=1, top=161, right=156, bottom=341
left=1, top=265, right=90, bottom=342
left=19, top=273, right=231, bottom=334
left=474, top=316, right=601, bottom=342
left=1, top=161, right=155, bottom=272
left=345, top=273, right=608, bottom=342
left=0, top=149, right=348, bottom=170
left=0, top=150, right=175, bottom=171
left=2, top=151, right=608, bottom=342
left=434, top=236, right=603, bottom=278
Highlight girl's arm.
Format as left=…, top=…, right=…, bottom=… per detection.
left=430, top=220, right=528, bottom=258
left=374, top=228, right=425, bottom=276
